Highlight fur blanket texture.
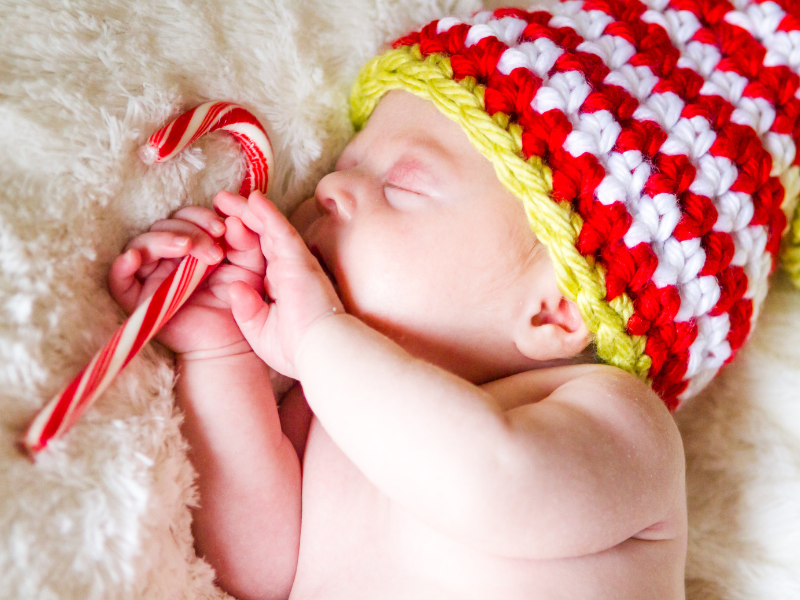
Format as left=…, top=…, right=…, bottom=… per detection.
left=1, top=0, right=799, bottom=598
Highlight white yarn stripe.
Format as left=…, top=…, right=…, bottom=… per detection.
left=436, top=17, right=462, bottom=34
left=685, top=313, right=732, bottom=380
left=496, top=39, right=564, bottom=78
left=549, top=5, right=614, bottom=40
left=641, top=7, right=702, bottom=47
left=487, top=17, right=529, bottom=47
left=598, top=150, right=651, bottom=208
left=651, top=228, right=708, bottom=288
left=689, top=154, right=738, bottom=199
left=675, top=275, right=722, bottom=321
left=677, top=39, right=722, bottom=78
left=632, top=90, right=685, bottom=132
left=465, top=23, right=498, bottom=47
left=660, top=115, right=717, bottom=159
left=564, top=110, right=622, bottom=163
left=473, top=10, right=492, bottom=25
left=604, top=64, right=659, bottom=100
left=532, top=69, right=591, bottom=116
left=578, top=32, right=636, bottom=68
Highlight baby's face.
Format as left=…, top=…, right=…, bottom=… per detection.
left=293, top=90, right=562, bottom=383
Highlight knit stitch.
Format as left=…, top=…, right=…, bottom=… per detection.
left=351, top=0, right=800, bottom=410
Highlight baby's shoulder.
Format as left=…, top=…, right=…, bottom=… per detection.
left=482, top=363, right=686, bottom=554
left=556, top=364, right=683, bottom=449
left=558, top=363, right=663, bottom=410
left=486, top=362, right=664, bottom=418
left=565, top=364, right=677, bottom=426
left=487, top=362, right=684, bottom=474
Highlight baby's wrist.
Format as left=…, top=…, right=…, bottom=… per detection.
left=294, top=312, right=360, bottom=378
left=177, top=339, right=255, bottom=363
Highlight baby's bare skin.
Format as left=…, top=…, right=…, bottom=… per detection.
left=288, top=364, right=686, bottom=600
left=111, top=90, right=687, bottom=599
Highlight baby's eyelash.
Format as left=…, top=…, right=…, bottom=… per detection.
left=384, top=183, right=425, bottom=201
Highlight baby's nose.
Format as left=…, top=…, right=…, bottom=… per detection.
left=314, top=170, right=357, bottom=221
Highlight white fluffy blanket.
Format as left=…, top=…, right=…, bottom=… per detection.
left=1, top=0, right=799, bottom=598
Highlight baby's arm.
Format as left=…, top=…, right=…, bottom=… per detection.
left=175, top=354, right=300, bottom=600
left=108, top=203, right=300, bottom=600
left=227, top=191, right=684, bottom=561
left=296, top=318, right=683, bottom=559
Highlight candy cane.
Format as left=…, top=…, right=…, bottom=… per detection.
left=23, top=101, right=274, bottom=456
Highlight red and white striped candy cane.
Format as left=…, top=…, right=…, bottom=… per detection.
left=23, top=101, right=274, bottom=456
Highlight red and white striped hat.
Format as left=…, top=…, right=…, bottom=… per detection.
left=351, top=0, right=800, bottom=410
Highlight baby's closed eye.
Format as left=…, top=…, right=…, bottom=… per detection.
left=385, top=160, right=441, bottom=199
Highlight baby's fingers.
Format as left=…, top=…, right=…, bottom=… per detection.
left=171, top=205, right=226, bottom=238
left=247, top=191, right=310, bottom=261
left=222, top=215, right=265, bottom=275
left=108, top=248, right=144, bottom=313
left=121, top=230, right=193, bottom=267
left=149, top=220, right=224, bottom=265
left=229, top=280, right=272, bottom=354
left=213, top=191, right=253, bottom=227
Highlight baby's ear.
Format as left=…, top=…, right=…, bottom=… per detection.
left=514, top=290, right=590, bottom=362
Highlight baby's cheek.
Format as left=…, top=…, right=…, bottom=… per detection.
left=339, top=229, right=434, bottom=321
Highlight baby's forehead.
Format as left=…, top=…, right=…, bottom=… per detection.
left=348, top=91, right=474, bottom=165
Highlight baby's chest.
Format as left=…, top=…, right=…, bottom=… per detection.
left=290, top=420, right=657, bottom=600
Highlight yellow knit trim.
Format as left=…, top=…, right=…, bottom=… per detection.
left=780, top=165, right=800, bottom=288
left=782, top=199, right=800, bottom=288
left=351, top=45, right=651, bottom=379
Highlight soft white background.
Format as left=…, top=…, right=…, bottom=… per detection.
left=0, top=0, right=798, bottom=598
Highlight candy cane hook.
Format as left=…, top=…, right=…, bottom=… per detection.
left=23, top=101, right=274, bottom=456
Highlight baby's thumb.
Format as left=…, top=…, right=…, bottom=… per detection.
left=229, top=280, right=269, bottom=346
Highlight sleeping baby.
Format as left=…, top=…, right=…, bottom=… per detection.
left=108, top=3, right=800, bottom=598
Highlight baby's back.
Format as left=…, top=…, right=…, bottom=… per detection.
left=287, top=365, right=687, bottom=599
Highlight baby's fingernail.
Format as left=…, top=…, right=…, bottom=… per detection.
left=173, top=236, right=190, bottom=247
left=211, top=221, right=225, bottom=235
left=210, top=245, right=224, bottom=261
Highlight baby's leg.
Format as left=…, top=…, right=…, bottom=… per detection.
left=177, top=352, right=301, bottom=600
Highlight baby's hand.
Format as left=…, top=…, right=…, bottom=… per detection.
left=108, top=204, right=266, bottom=358
left=215, top=190, right=344, bottom=378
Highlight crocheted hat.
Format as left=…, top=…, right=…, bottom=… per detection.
left=350, top=0, right=800, bottom=410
